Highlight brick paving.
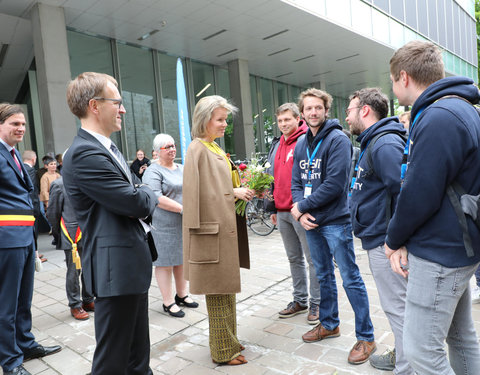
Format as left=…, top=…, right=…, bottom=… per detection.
left=4, top=230, right=480, bottom=375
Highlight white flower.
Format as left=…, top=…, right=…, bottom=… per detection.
left=264, top=162, right=271, bottom=168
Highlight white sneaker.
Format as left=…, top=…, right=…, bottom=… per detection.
left=472, top=286, right=480, bottom=304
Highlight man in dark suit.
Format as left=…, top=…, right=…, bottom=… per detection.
left=63, top=72, right=158, bottom=375
left=47, top=175, right=94, bottom=321
left=0, top=104, right=61, bottom=375
left=22, top=150, right=48, bottom=263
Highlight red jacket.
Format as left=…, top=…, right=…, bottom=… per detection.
left=273, top=122, right=308, bottom=211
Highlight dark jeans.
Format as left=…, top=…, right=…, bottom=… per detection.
left=305, top=223, right=374, bottom=341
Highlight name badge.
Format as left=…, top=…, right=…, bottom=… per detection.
left=304, top=183, right=312, bottom=198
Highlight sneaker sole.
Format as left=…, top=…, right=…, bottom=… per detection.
left=369, top=363, right=395, bottom=371
left=278, top=309, right=307, bottom=318
left=307, top=318, right=319, bottom=325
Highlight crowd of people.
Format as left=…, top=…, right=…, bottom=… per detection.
left=1, top=40, right=480, bottom=375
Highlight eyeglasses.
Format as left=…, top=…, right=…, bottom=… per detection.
left=345, top=106, right=362, bottom=116
left=160, top=144, right=176, bottom=150
left=92, top=97, right=123, bottom=109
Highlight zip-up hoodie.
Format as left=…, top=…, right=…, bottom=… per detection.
left=272, top=122, right=308, bottom=211
left=350, top=117, right=406, bottom=250
left=386, top=76, right=480, bottom=267
left=291, top=119, right=352, bottom=226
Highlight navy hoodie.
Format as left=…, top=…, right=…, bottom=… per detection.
left=291, top=119, right=352, bottom=226
left=385, top=76, right=480, bottom=267
left=350, top=117, right=406, bottom=250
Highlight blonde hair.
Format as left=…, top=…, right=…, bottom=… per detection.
left=67, top=72, right=118, bottom=119
left=191, top=95, right=237, bottom=139
left=298, top=88, right=333, bottom=113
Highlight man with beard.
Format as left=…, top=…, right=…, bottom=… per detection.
left=290, top=88, right=376, bottom=365
left=346, top=88, right=413, bottom=374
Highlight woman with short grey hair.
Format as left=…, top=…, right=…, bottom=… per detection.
left=143, top=133, right=198, bottom=318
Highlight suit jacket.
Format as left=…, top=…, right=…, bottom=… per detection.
left=47, top=177, right=80, bottom=251
left=0, top=143, right=35, bottom=248
left=62, top=128, right=157, bottom=298
left=24, top=163, right=41, bottom=218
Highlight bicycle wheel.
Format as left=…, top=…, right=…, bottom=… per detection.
left=245, top=199, right=276, bottom=236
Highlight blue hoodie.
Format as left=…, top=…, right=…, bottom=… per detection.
left=350, top=117, right=406, bottom=250
left=291, top=119, right=352, bottom=226
left=385, top=76, right=480, bottom=267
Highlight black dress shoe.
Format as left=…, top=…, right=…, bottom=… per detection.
left=4, top=365, right=32, bottom=375
left=163, top=303, right=185, bottom=318
left=23, top=344, right=62, bottom=361
left=175, top=294, right=199, bottom=308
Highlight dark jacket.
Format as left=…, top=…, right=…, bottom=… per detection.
left=130, top=158, right=150, bottom=180
left=291, top=119, right=352, bottom=226
left=350, top=117, right=406, bottom=250
left=385, top=76, right=480, bottom=267
left=24, top=163, right=41, bottom=218
left=47, top=177, right=81, bottom=251
left=63, top=128, right=157, bottom=297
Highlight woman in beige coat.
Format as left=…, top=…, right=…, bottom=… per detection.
left=183, top=95, right=254, bottom=366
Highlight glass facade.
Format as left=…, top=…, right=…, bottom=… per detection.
left=286, top=0, right=477, bottom=80
left=117, top=43, right=159, bottom=161
left=158, top=53, right=180, bottom=153
left=67, top=29, right=306, bottom=161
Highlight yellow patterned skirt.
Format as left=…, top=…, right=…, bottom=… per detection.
left=205, top=294, right=243, bottom=363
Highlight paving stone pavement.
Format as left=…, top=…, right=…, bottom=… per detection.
left=4, top=230, right=480, bottom=375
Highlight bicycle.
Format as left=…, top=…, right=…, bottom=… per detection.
left=245, top=196, right=276, bottom=236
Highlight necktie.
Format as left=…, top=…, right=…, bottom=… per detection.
left=10, top=149, right=22, bottom=173
left=110, top=142, right=131, bottom=183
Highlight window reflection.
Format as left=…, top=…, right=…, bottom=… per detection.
left=158, top=53, right=181, bottom=153
left=117, top=43, right=159, bottom=161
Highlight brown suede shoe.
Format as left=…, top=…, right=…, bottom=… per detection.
left=302, top=324, right=340, bottom=343
left=71, top=307, right=89, bottom=320
left=348, top=340, right=376, bottom=365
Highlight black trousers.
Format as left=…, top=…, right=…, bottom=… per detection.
left=91, top=293, right=150, bottom=375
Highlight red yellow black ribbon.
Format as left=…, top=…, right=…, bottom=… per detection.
left=60, top=217, right=82, bottom=270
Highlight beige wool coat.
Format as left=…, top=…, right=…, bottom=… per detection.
left=182, top=139, right=250, bottom=295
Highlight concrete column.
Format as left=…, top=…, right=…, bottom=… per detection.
left=228, top=59, right=254, bottom=160
left=311, top=81, right=326, bottom=90
left=30, top=3, right=76, bottom=155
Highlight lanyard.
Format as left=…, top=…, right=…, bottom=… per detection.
left=349, top=140, right=371, bottom=192
left=400, top=107, right=425, bottom=182
left=306, top=139, right=323, bottom=183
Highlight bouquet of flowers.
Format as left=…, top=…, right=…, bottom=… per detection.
left=235, top=157, right=274, bottom=216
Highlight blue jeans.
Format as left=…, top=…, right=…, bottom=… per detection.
left=404, top=254, right=480, bottom=375
left=305, top=223, right=374, bottom=341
